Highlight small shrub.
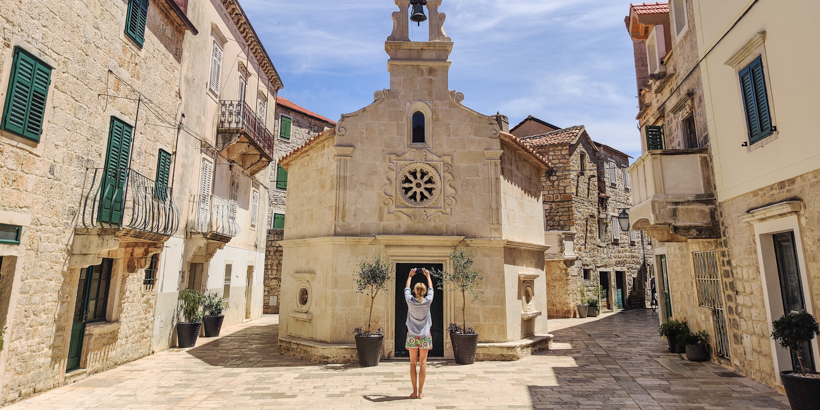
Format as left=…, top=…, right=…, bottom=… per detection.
left=432, top=249, right=484, bottom=332
left=354, top=327, right=383, bottom=337
left=587, top=298, right=599, bottom=308
left=179, top=289, right=204, bottom=324
left=579, top=286, right=587, bottom=305
left=354, top=254, right=393, bottom=334
left=771, top=311, right=820, bottom=375
left=658, top=319, right=689, bottom=338
left=202, top=292, right=229, bottom=317
left=683, top=330, right=710, bottom=346
left=447, top=323, right=476, bottom=335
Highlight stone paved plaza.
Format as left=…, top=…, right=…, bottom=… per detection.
left=7, top=310, right=788, bottom=409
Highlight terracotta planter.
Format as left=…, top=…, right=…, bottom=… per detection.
left=177, top=322, right=201, bottom=348
left=354, top=334, right=384, bottom=368
left=577, top=304, right=589, bottom=318
left=203, top=315, right=225, bottom=337
left=685, top=344, right=709, bottom=361
left=450, top=332, right=478, bottom=365
left=781, top=371, right=820, bottom=410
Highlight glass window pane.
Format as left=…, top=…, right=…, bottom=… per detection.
left=412, top=112, right=425, bottom=143
left=0, top=224, right=21, bottom=243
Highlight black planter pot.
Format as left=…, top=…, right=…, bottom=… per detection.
left=781, top=371, right=820, bottom=410
left=203, top=315, right=225, bottom=337
left=177, top=322, right=201, bottom=348
left=685, top=344, right=709, bottom=362
left=354, top=334, right=384, bottom=368
left=450, top=333, right=479, bottom=365
left=588, top=306, right=600, bottom=317
left=665, top=333, right=685, bottom=353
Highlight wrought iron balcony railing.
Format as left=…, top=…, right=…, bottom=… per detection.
left=189, top=195, right=239, bottom=240
left=218, top=100, right=275, bottom=160
left=79, top=168, right=180, bottom=237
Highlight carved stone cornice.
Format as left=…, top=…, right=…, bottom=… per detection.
left=219, top=0, right=283, bottom=90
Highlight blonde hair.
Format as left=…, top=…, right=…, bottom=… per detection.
left=413, top=283, right=427, bottom=303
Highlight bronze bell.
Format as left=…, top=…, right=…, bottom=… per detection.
left=410, top=0, right=427, bottom=25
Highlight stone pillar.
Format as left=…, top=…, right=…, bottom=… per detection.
left=388, top=0, right=411, bottom=41
left=334, top=147, right=355, bottom=223
left=426, top=0, right=451, bottom=42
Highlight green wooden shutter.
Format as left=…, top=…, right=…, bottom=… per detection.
left=740, top=57, right=773, bottom=144
left=125, top=0, right=149, bottom=47
left=1, top=48, right=52, bottom=142
left=154, top=149, right=172, bottom=201
left=99, top=118, right=134, bottom=224
left=273, top=214, right=285, bottom=229
left=645, top=125, right=664, bottom=151
left=276, top=164, right=288, bottom=190
left=280, top=117, right=292, bottom=140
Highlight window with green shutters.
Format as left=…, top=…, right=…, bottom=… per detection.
left=154, top=149, right=172, bottom=201
left=645, top=125, right=664, bottom=151
left=99, top=117, right=135, bottom=225
left=280, top=116, right=292, bottom=140
left=273, top=214, right=285, bottom=230
left=125, top=0, right=149, bottom=48
left=276, top=164, right=288, bottom=190
left=1, top=47, right=52, bottom=142
left=0, top=224, right=22, bottom=244
left=739, top=57, right=773, bottom=144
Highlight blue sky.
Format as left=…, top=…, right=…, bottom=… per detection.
left=241, top=0, right=642, bottom=158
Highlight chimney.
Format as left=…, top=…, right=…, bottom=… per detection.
left=492, top=112, right=510, bottom=133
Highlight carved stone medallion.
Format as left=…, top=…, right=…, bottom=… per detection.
left=383, top=149, right=455, bottom=221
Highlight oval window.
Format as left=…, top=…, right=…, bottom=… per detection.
left=412, top=111, right=425, bottom=143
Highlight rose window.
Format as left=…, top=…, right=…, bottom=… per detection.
left=399, top=163, right=441, bottom=207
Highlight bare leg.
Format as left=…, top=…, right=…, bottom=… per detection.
left=408, top=348, right=418, bottom=398
left=418, top=348, right=429, bottom=398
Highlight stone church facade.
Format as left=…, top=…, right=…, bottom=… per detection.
left=512, top=120, right=653, bottom=318
left=277, top=0, right=552, bottom=363
left=264, top=97, right=335, bottom=314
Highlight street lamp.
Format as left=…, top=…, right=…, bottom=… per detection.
left=618, top=209, right=631, bottom=232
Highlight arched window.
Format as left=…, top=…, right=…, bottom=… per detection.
left=412, top=111, right=425, bottom=143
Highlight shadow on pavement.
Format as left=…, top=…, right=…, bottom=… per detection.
left=363, top=395, right=416, bottom=403
left=187, top=323, right=318, bottom=368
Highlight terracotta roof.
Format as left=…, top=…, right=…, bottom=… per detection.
left=276, top=97, right=336, bottom=125
left=631, top=2, right=669, bottom=15
left=510, top=115, right=561, bottom=134
left=499, top=132, right=551, bottom=169
left=521, top=125, right=586, bottom=147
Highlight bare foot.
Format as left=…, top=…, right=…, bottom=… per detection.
left=417, top=393, right=424, bottom=399
left=410, top=393, right=417, bottom=399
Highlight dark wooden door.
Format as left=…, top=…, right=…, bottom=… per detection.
left=773, top=232, right=815, bottom=372
left=67, top=267, right=91, bottom=371
left=395, top=263, right=444, bottom=358
left=658, top=255, right=672, bottom=321
left=616, top=272, right=625, bottom=309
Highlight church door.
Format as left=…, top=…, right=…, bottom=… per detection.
left=395, top=263, right=444, bottom=358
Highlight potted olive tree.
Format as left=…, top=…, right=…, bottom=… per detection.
left=684, top=330, right=710, bottom=362
left=353, top=254, right=392, bottom=368
left=177, top=289, right=204, bottom=348
left=434, top=249, right=484, bottom=365
left=771, top=311, right=820, bottom=410
left=658, top=319, right=689, bottom=353
left=577, top=286, right=589, bottom=318
left=202, top=292, right=229, bottom=337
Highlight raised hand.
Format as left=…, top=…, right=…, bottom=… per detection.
left=409, top=268, right=417, bottom=277
left=422, top=268, right=430, bottom=277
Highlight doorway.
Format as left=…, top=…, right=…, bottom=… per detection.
left=615, top=271, right=625, bottom=310
left=187, top=263, right=204, bottom=291
left=599, top=272, right=610, bottom=310
left=394, top=263, right=444, bottom=358
left=657, top=255, right=672, bottom=322
left=773, top=232, right=815, bottom=372
left=67, top=259, right=114, bottom=371
left=245, top=267, right=254, bottom=320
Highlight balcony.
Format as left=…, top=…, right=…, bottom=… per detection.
left=217, top=100, right=275, bottom=176
left=77, top=168, right=180, bottom=241
left=188, top=195, right=239, bottom=243
left=627, top=149, right=719, bottom=241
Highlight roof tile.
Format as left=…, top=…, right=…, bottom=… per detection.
left=631, top=2, right=669, bottom=15
left=276, top=97, right=336, bottom=125
left=520, top=125, right=585, bottom=147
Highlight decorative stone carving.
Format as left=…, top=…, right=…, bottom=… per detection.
left=383, top=149, right=455, bottom=221
left=336, top=90, right=389, bottom=136
left=427, top=0, right=452, bottom=42
left=388, top=0, right=411, bottom=41
left=518, top=273, right=542, bottom=320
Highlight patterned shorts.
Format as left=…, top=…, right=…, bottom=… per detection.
left=405, top=334, right=433, bottom=350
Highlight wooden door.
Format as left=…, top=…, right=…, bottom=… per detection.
left=773, top=232, right=814, bottom=372
left=657, top=255, right=672, bottom=322
left=67, top=268, right=90, bottom=371
left=394, top=263, right=444, bottom=358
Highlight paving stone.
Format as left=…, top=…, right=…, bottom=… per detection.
left=5, top=310, right=789, bottom=409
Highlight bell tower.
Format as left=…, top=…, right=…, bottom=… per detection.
left=385, top=0, right=453, bottom=102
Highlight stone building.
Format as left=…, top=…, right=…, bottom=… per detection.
left=264, top=97, right=335, bottom=314
left=512, top=119, right=653, bottom=318
left=0, top=0, right=279, bottom=403
left=277, top=0, right=552, bottom=364
left=0, top=0, right=195, bottom=402
left=151, top=0, right=282, bottom=352
left=625, top=0, right=820, bottom=391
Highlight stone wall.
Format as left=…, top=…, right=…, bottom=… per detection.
left=263, top=230, right=283, bottom=314
left=0, top=0, right=184, bottom=403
